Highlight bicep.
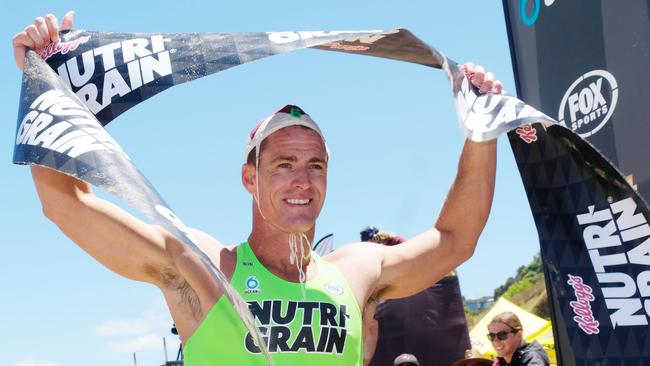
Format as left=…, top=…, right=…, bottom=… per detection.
left=53, top=192, right=175, bottom=284
left=31, top=165, right=179, bottom=285
left=375, top=228, right=471, bottom=300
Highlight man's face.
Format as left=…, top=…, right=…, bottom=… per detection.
left=243, top=126, right=328, bottom=233
left=488, top=322, right=522, bottom=361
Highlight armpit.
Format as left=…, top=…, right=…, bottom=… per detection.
left=145, top=263, right=202, bottom=319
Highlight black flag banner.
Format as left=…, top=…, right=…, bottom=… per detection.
left=13, top=28, right=602, bottom=363
left=509, top=124, right=650, bottom=366
left=503, top=1, right=650, bottom=364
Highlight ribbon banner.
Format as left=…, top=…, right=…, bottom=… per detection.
left=13, top=27, right=623, bottom=364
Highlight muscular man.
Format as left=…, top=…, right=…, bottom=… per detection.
left=13, top=11, right=502, bottom=366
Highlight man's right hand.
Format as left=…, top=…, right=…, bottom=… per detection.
left=12, top=11, right=75, bottom=70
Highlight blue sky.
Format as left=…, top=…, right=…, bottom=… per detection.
left=1, top=1, right=542, bottom=365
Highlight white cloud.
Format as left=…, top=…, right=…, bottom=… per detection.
left=106, top=333, right=163, bottom=353
left=95, top=318, right=152, bottom=336
left=15, top=359, right=62, bottom=366
left=95, top=309, right=180, bottom=355
left=94, top=310, right=171, bottom=337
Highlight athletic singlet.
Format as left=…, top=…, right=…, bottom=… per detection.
left=184, top=242, right=363, bottom=365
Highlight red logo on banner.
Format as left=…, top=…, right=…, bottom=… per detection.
left=40, top=36, right=91, bottom=61
left=567, top=274, right=600, bottom=335
left=325, top=42, right=369, bottom=52
left=515, top=124, right=538, bottom=143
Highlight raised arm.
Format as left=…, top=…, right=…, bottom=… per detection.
left=13, top=13, right=191, bottom=288
left=31, top=165, right=177, bottom=282
left=373, top=64, right=500, bottom=300
left=12, top=12, right=74, bottom=70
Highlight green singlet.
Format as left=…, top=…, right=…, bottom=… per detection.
left=184, top=242, right=363, bottom=365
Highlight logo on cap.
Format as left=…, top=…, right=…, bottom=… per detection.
left=290, top=107, right=303, bottom=118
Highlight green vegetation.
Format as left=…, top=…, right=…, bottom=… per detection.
left=502, top=276, right=535, bottom=299
left=464, top=253, right=550, bottom=327
left=495, top=254, right=543, bottom=299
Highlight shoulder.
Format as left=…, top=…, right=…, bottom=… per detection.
left=323, top=242, right=386, bottom=304
left=519, top=341, right=550, bottom=365
left=186, top=227, right=226, bottom=248
left=154, top=226, right=237, bottom=282
left=187, top=227, right=237, bottom=274
left=325, top=241, right=382, bottom=258
left=324, top=241, right=385, bottom=266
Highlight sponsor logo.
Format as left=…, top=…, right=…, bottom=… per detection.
left=558, top=70, right=618, bottom=138
left=576, top=197, right=650, bottom=328
left=324, top=282, right=344, bottom=296
left=267, top=30, right=395, bottom=45
left=242, top=261, right=254, bottom=266
left=324, top=42, right=370, bottom=52
left=245, top=300, right=351, bottom=354
left=40, top=36, right=91, bottom=61
left=518, top=0, right=558, bottom=26
left=567, top=274, right=600, bottom=334
left=55, top=35, right=173, bottom=115
left=16, top=89, right=124, bottom=159
left=245, top=276, right=261, bottom=294
left=515, top=124, right=538, bottom=143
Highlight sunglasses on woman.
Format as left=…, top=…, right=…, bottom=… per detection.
left=487, top=330, right=515, bottom=342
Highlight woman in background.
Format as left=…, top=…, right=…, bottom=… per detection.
left=488, top=312, right=549, bottom=366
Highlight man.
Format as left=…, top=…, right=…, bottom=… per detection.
left=13, top=11, right=502, bottom=366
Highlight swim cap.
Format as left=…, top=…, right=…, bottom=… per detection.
left=245, top=104, right=329, bottom=161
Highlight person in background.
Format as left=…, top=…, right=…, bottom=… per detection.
left=360, top=227, right=404, bottom=365
left=393, top=353, right=420, bottom=366
left=361, top=227, right=471, bottom=366
left=488, top=312, right=549, bottom=366
left=451, top=348, right=494, bottom=366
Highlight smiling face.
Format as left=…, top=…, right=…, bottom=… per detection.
left=488, top=321, right=523, bottom=362
left=243, top=126, right=328, bottom=234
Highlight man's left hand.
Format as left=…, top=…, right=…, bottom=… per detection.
left=460, top=62, right=504, bottom=95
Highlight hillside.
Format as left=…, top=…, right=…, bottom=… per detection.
left=465, top=253, right=550, bottom=328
